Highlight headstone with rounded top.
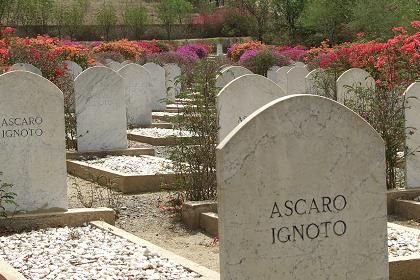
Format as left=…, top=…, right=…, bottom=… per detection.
left=75, top=66, right=128, bottom=152
left=404, top=82, right=420, bottom=189
left=217, top=74, right=286, bottom=142
left=286, top=66, right=310, bottom=95
left=64, top=60, right=83, bottom=80
left=217, top=94, right=388, bottom=280
left=118, top=64, right=153, bottom=126
left=143, top=62, right=166, bottom=111
left=267, top=66, right=280, bottom=83
left=164, top=63, right=182, bottom=102
left=215, top=66, right=253, bottom=88
left=336, top=68, right=375, bottom=104
left=10, top=63, right=42, bottom=76
left=274, top=66, right=292, bottom=93
left=0, top=71, right=67, bottom=213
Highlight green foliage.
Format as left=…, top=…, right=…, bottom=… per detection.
left=59, top=0, right=89, bottom=39
left=272, top=0, right=306, bottom=42
left=170, top=58, right=222, bottom=201
left=123, top=3, right=148, bottom=39
left=221, top=10, right=254, bottom=37
left=299, top=0, right=353, bottom=43
left=344, top=86, right=406, bottom=189
left=157, top=0, right=193, bottom=39
left=0, top=172, right=17, bottom=217
left=0, top=0, right=15, bottom=22
left=96, top=1, right=118, bottom=41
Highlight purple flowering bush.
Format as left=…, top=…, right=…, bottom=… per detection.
left=175, top=44, right=211, bottom=60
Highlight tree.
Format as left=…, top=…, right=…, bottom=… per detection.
left=123, top=2, right=148, bottom=39
left=13, top=0, right=38, bottom=34
left=299, top=0, right=352, bottom=43
left=62, top=0, right=89, bottom=39
left=226, top=0, right=272, bottom=42
left=157, top=0, right=193, bottom=40
left=272, top=0, right=305, bottom=42
left=35, top=0, right=56, bottom=33
left=96, top=1, right=118, bottom=41
left=0, top=0, right=15, bottom=23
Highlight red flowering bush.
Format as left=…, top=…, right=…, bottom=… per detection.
left=92, top=39, right=147, bottom=60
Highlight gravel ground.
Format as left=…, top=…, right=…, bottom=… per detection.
left=67, top=176, right=220, bottom=272
left=0, top=225, right=201, bottom=280
left=152, top=112, right=182, bottom=117
left=388, top=226, right=420, bottom=257
left=129, top=141, right=173, bottom=159
left=129, top=128, right=194, bottom=138
left=82, top=156, right=175, bottom=175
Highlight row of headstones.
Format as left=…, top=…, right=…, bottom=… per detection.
left=218, top=63, right=375, bottom=103
left=216, top=71, right=420, bottom=189
left=9, top=61, right=182, bottom=107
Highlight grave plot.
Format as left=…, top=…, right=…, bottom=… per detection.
left=128, top=128, right=196, bottom=146
left=67, top=155, right=179, bottom=193
left=152, top=111, right=183, bottom=122
left=0, top=222, right=218, bottom=280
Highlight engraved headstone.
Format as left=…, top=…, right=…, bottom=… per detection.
left=404, top=82, right=420, bottom=188
left=143, top=62, right=166, bottom=111
left=164, top=63, right=181, bottom=102
left=75, top=66, right=128, bottom=152
left=217, top=94, right=388, bottom=280
left=336, top=68, right=375, bottom=104
left=0, top=71, right=67, bottom=212
left=118, top=64, right=153, bottom=126
left=217, top=74, right=286, bottom=142
left=216, top=66, right=253, bottom=88
left=10, top=63, right=42, bottom=76
left=286, top=66, right=309, bottom=95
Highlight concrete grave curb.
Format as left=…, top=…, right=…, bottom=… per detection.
left=66, top=147, right=155, bottom=160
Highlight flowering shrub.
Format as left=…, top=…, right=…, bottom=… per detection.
left=227, top=41, right=266, bottom=62
left=276, top=45, right=308, bottom=61
left=92, top=39, right=147, bottom=60
left=175, top=44, right=212, bottom=60
left=56, top=42, right=93, bottom=69
left=238, top=48, right=289, bottom=75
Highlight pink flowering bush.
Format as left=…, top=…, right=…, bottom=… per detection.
left=176, top=44, right=212, bottom=60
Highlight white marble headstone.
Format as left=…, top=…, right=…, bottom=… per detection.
left=306, top=68, right=325, bottom=95
left=217, top=43, right=223, bottom=56
left=336, top=68, right=375, bottom=104
left=75, top=66, right=128, bottom=152
left=405, top=82, right=420, bottom=189
left=143, top=62, right=166, bottom=111
left=217, top=74, right=286, bottom=142
left=163, top=63, right=181, bottom=102
left=294, top=61, right=306, bottom=67
left=64, top=60, right=83, bottom=80
left=10, top=63, right=42, bottom=76
left=0, top=71, right=67, bottom=213
left=217, top=94, right=388, bottom=280
left=286, top=66, right=310, bottom=94
left=266, top=66, right=280, bottom=82
left=274, top=66, right=292, bottom=93
left=107, top=61, right=122, bottom=71
left=216, top=66, right=253, bottom=88
left=118, top=64, right=153, bottom=126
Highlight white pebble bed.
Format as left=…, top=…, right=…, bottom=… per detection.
left=152, top=112, right=182, bottom=117
left=388, top=226, right=420, bottom=257
left=0, top=225, right=201, bottom=280
left=83, top=155, right=175, bottom=175
left=129, top=128, right=194, bottom=138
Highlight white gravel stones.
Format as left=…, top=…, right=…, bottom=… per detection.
left=84, top=155, right=175, bottom=175
left=0, top=225, right=201, bottom=280
left=388, top=226, right=420, bottom=257
left=152, top=112, right=182, bottom=117
left=129, top=128, right=194, bottom=138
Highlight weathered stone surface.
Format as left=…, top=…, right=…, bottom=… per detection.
left=215, top=66, right=253, bottom=88
left=286, top=66, right=309, bottom=94
left=405, top=82, right=420, bottom=188
left=9, top=63, right=42, bottom=76
left=336, top=68, right=375, bottom=103
left=75, top=66, right=128, bottom=152
left=64, top=60, right=83, bottom=80
left=217, top=43, right=223, bottom=56
left=164, top=63, right=181, bottom=102
left=274, top=66, right=292, bottom=93
left=143, top=62, right=167, bottom=111
left=266, top=66, right=280, bottom=83
left=107, top=61, right=122, bottom=71
left=306, top=68, right=325, bottom=95
left=217, top=94, right=388, bottom=280
left=0, top=71, right=67, bottom=213
left=118, top=64, right=153, bottom=126
left=217, top=74, right=286, bottom=142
